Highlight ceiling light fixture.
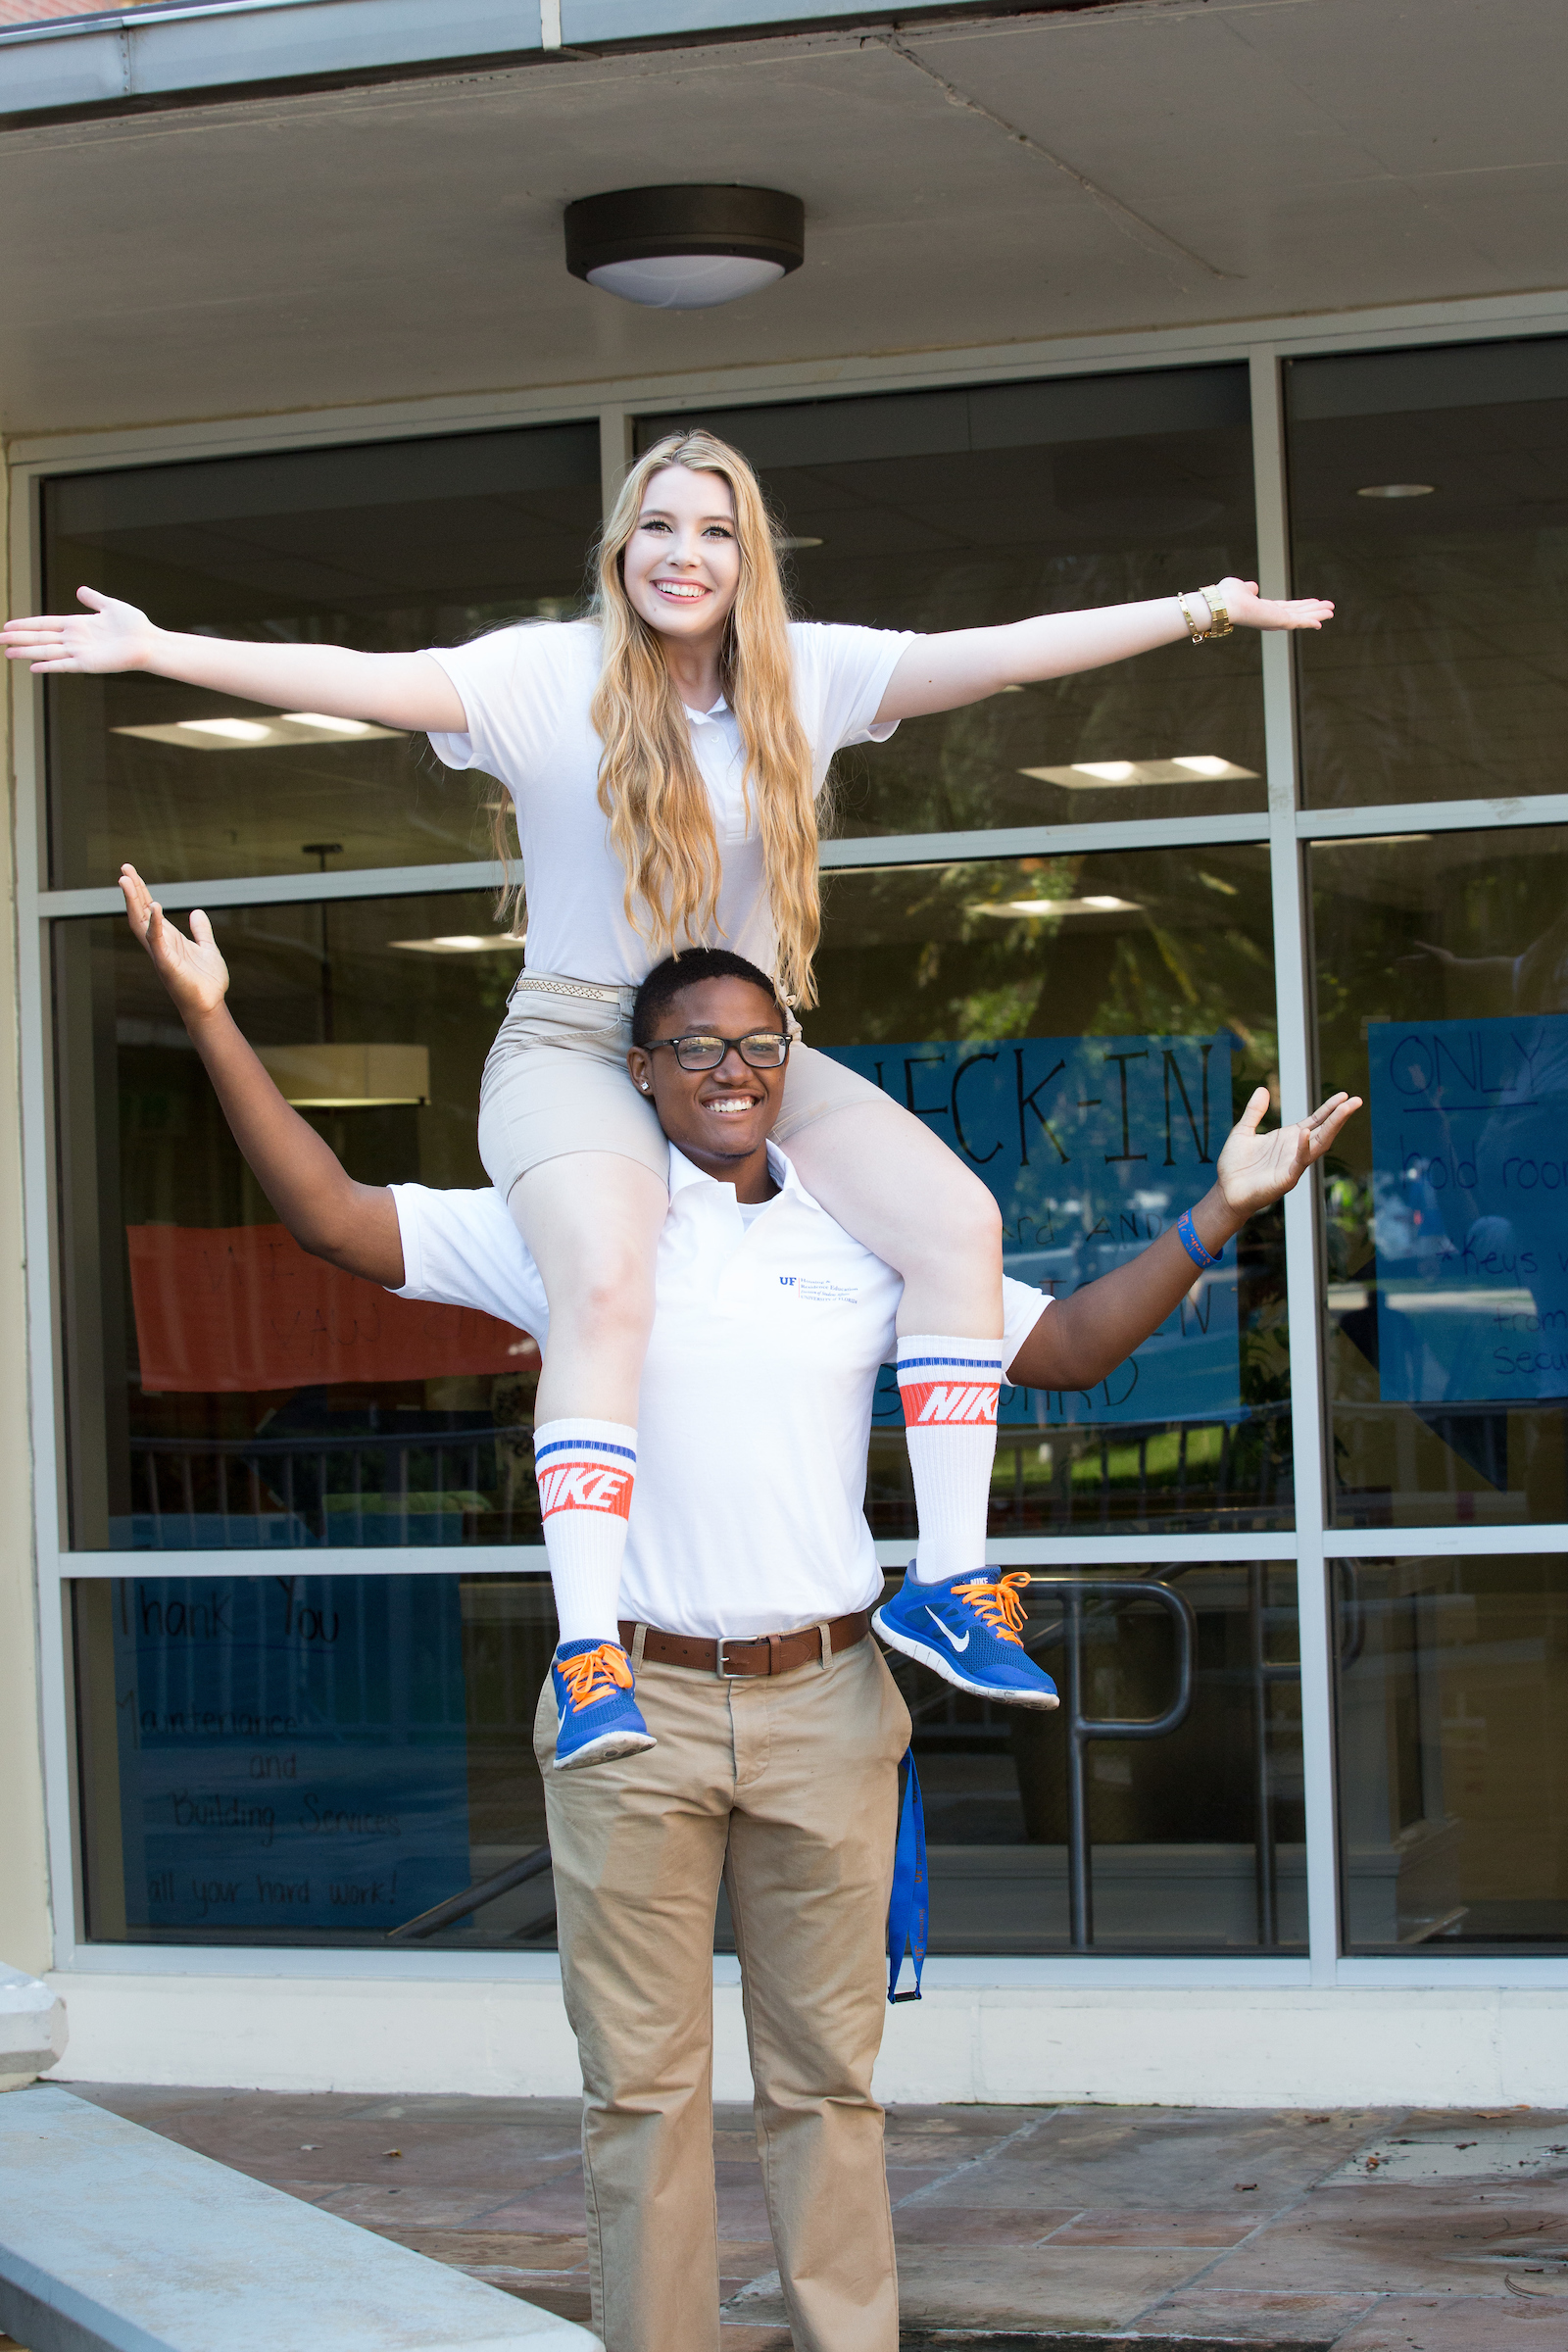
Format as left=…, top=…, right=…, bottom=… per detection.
left=180, top=717, right=271, bottom=743
left=256, top=1043, right=430, bottom=1110
left=115, top=715, right=402, bottom=752
left=1355, top=483, right=1436, bottom=499
left=564, top=184, right=805, bottom=311
left=280, top=711, right=379, bottom=736
left=973, top=895, right=1141, bottom=920
left=1019, top=757, right=1258, bottom=790
left=390, top=935, right=528, bottom=956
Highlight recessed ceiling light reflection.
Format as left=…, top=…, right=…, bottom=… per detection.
left=972, top=895, right=1141, bottom=920
left=114, top=713, right=403, bottom=751
left=390, top=934, right=528, bottom=955
left=1019, top=756, right=1257, bottom=789
left=280, top=711, right=380, bottom=736
left=1355, top=483, right=1436, bottom=498
left=181, top=717, right=271, bottom=743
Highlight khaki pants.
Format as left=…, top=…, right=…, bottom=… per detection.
left=535, top=1633, right=912, bottom=2352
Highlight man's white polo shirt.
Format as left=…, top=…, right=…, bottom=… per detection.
left=391, top=1143, right=1049, bottom=1640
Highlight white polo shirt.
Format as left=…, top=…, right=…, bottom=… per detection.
left=424, top=618, right=914, bottom=988
left=391, top=1145, right=1050, bottom=1639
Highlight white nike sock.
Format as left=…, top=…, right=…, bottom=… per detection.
left=534, top=1418, right=636, bottom=1647
left=897, top=1335, right=1003, bottom=1585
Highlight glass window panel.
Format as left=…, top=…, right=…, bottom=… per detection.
left=814, top=842, right=1290, bottom=1534
left=74, top=1572, right=558, bottom=1948
left=40, top=422, right=602, bottom=890
left=638, top=369, right=1264, bottom=835
left=1288, top=335, right=1568, bottom=811
left=53, top=887, right=540, bottom=1552
left=1334, top=1553, right=1568, bottom=1952
left=74, top=1562, right=1302, bottom=1954
left=58, top=845, right=1283, bottom=1553
left=1312, top=824, right=1568, bottom=1529
left=872, top=1561, right=1303, bottom=1954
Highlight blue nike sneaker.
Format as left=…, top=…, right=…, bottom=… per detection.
left=551, top=1639, right=657, bottom=1771
left=874, top=1569, right=1059, bottom=1709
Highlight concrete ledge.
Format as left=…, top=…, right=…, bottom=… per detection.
left=0, top=1963, right=68, bottom=2092
left=41, top=1968, right=1568, bottom=2107
left=0, top=2084, right=598, bottom=2352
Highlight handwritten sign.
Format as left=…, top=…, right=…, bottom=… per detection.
left=113, top=1576, right=471, bottom=1935
left=127, top=1222, right=538, bottom=1393
left=825, top=1034, right=1241, bottom=1426
left=1368, top=1014, right=1568, bottom=1402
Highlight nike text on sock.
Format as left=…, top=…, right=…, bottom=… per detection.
left=534, top=1418, right=637, bottom=1647
left=897, top=1337, right=1002, bottom=1586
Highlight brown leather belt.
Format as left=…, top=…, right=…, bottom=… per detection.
left=618, top=1611, right=871, bottom=1678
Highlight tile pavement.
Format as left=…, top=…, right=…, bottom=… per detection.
left=27, top=2086, right=1568, bottom=2348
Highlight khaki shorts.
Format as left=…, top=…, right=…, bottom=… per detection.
left=477, top=969, right=885, bottom=1200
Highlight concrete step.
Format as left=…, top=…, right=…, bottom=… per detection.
left=0, top=2086, right=599, bottom=2352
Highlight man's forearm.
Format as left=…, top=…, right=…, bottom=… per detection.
left=184, top=1003, right=404, bottom=1283
left=1011, top=1185, right=1243, bottom=1393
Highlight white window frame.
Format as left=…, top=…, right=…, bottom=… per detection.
left=17, top=285, right=1568, bottom=1989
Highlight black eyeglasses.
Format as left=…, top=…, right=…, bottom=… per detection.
left=648, top=1030, right=792, bottom=1072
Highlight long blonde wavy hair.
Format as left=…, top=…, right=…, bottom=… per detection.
left=494, top=429, right=820, bottom=1007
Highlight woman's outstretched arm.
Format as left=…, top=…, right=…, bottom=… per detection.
left=120, top=863, right=407, bottom=1287
left=1005, top=1084, right=1360, bottom=1394
left=6, top=588, right=466, bottom=732
left=876, top=576, right=1334, bottom=721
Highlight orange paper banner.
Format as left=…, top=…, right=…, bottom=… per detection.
left=126, top=1222, right=537, bottom=1395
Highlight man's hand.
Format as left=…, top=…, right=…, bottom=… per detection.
left=4, top=586, right=158, bottom=674
left=1215, top=1085, right=1362, bottom=1221
left=1007, top=1083, right=1362, bottom=1395
left=120, top=863, right=228, bottom=1023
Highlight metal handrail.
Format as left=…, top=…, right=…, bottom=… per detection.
left=386, top=1843, right=553, bottom=1941
left=1020, top=1577, right=1197, bottom=1948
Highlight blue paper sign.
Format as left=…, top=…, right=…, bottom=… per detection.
left=824, top=1034, right=1241, bottom=1427
left=113, top=1576, right=471, bottom=1935
left=1368, top=1014, right=1568, bottom=1403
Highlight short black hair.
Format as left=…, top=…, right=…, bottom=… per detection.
left=631, top=949, right=785, bottom=1046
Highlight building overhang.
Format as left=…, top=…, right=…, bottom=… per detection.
left=0, top=0, right=1564, bottom=444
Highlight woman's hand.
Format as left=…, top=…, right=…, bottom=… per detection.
left=1215, top=1085, right=1361, bottom=1220
left=121, top=864, right=228, bottom=1023
left=1203, top=577, right=1334, bottom=633
left=4, top=586, right=158, bottom=674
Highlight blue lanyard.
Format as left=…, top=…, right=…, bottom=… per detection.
left=886, top=1749, right=927, bottom=2003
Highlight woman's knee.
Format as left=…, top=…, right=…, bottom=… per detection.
left=554, top=1248, right=657, bottom=1348
left=924, top=1163, right=1003, bottom=1272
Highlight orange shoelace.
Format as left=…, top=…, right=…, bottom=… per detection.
left=558, top=1642, right=634, bottom=1713
left=951, top=1570, right=1032, bottom=1645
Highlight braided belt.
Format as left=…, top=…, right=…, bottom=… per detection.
left=510, top=973, right=632, bottom=1006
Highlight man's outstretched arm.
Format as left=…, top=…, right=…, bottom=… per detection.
left=1006, top=1084, right=1360, bottom=1393
left=120, top=863, right=406, bottom=1289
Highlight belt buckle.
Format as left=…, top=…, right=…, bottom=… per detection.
left=716, top=1635, right=770, bottom=1679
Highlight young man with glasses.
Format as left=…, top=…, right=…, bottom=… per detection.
left=121, top=866, right=1356, bottom=2352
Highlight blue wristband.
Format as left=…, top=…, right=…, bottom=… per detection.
left=1177, top=1208, right=1222, bottom=1271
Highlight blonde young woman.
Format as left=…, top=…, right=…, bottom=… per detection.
left=5, top=430, right=1334, bottom=1768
